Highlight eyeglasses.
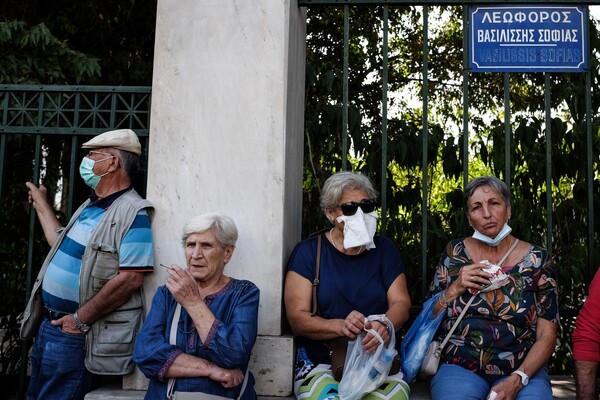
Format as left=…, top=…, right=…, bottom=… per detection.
left=87, top=150, right=114, bottom=158
left=335, top=198, right=378, bottom=216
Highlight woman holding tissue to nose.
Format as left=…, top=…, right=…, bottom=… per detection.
left=426, top=176, right=559, bottom=400
left=133, top=213, right=260, bottom=399
left=284, top=171, right=411, bottom=399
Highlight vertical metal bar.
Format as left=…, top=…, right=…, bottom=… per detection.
left=544, top=73, right=553, bottom=256
left=342, top=4, right=350, bottom=171
left=585, top=5, right=594, bottom=284
left=0, top=90, right=7, bottom=201
left=504, top=73, right=511, bottom=187
left=421, top=5, right=429, bottom=297
left=69, top=92, right=82, bottom=218
left=68, top=136, right=78, bottom=218
left=462, top=7, right=470, bottom=189
left=585, top=68, right=594, bottom=283
left=0, top=134, right=5, bottom=201
left=21, top=134, right=42, bottom=400
left=110, top=91, right=117, bottom=128
left=74, top=91, right=81, bottom=132
left=381, top=5, right=389, bottom=236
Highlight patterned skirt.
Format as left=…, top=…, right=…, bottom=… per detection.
left=293, top=346, right=411, bottom=400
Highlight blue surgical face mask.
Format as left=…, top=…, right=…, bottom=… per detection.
left=472, top=223, right=512, bottom=247
left=79, top=156, right=112, bottom=189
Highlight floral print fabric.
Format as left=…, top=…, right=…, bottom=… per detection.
left=426, top=239, right=559, bottom=376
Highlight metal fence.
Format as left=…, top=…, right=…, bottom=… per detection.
left=0, top=85, right=151, bottom=398
left=297, top=1, right=599, bottom=295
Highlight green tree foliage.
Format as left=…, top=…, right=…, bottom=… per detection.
left=0, top=20, right=101, bottom=84
left=302, top=5, right=600, bottom=375
left=0, top=0, right=156, bottom=85
left=0, top=2, right=156, bottom=396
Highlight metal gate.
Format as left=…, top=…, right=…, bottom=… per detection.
left=0, top=85, right=151, bottom=398
left=297, top=1, right=599, bottom=294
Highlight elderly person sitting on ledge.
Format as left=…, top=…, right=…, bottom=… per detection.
left=134, top=213, right=260, bottom=400
left=284, top=171, right=411, bottom=400
left=426, top=176, right=559, bottom=400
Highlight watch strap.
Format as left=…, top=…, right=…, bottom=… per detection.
left=511, top=370, right=529, bottom=386
left=73, top=310, right=91, bottom=332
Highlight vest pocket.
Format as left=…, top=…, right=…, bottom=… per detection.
left=89, top=243, right=119, bottom=294
left=92, top=307, right=142, bottom=356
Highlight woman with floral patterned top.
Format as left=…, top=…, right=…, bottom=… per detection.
left=426, top=176, right=559, bottom=400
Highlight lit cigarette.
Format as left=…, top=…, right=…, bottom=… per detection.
left=159, top=263, right=172, bottom=269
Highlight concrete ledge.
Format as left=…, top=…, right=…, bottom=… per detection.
left=85, top=375, right=576, bottom=400
left=84, top=385, right=294, bottom=400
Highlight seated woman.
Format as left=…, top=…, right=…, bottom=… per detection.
left=426, top=176, right=559, bottom=400
left=284, top=171, right=411, bottom=399
left=133, top=213, right=260, bottom=399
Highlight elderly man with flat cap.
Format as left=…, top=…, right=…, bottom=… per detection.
left=21, top=129, right=154, bottom=400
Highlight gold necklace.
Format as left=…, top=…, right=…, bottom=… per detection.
left=329, top=228, right=364, bottom=255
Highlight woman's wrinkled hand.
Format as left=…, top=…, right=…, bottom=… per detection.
left=209, top=366, right=244, bottom=388
left=455, top=263, right=493, bottom=295
left=342, top=310, right=366, bottom=339
left=488, top=374, right=521, bottom=400
left=362, top=320, right=390, bottom=353
left=165, top=265, right=202, bottom=307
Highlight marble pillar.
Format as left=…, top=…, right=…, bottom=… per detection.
left=136, top=0, right=306, bottom=396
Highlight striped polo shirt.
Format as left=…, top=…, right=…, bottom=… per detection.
left=42, top=189, right=154, bottom=314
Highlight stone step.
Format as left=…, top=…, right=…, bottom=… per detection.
left=85, top=376, right=576, bottom=399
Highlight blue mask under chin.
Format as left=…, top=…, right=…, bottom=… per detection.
left=472, top=223, right=512, bottom=247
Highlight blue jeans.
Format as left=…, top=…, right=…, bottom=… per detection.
left=431, top=363, right=552, bottom=400
left=26, top=317, right=95, bottom=400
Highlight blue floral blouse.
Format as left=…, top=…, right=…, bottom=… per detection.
left=133, top=279, right=260, bottom=400
left=426, top=239, right=559, bottom=376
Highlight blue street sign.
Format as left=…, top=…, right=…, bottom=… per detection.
left=469, top=5, right=588, bottom=72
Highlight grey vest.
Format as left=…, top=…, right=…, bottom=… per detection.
left=21, top=188, right=153, bottom=375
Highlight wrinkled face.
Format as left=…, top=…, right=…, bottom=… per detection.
left=466, top=185, right=511, bottom=238
left=85, top=148, right=116, bottom=175
left=184, top=229, right=233, bottom=283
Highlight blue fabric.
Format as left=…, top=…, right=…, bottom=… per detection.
left=133, top=280, right=260, bottom=400
left=26, top=317, right=95, bottom=400
left=42, top=195, right=153, bottom=314
left=287, top=234, right=405, bottom=363
left=288, top=235, right=404, bottom=319
left=431, top=363, right=552, bottom=400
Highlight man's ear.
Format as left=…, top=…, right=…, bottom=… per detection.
left=109, top=153, right=121, bottom=172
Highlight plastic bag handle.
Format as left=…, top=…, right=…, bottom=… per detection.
left=364, top=314, right=396, bottom=352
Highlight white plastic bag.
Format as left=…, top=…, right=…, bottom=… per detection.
left=338, top=314, right=397, bottom=400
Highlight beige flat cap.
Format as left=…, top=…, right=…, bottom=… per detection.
left=81, top=129, right=142, bottom=156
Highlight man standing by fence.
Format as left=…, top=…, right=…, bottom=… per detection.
left=20, top=129, right=154, bottom=400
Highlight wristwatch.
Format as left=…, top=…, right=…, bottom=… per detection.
left=511, top=370, right=529, bottom=386
left=73, top=310, right=91, bottom=333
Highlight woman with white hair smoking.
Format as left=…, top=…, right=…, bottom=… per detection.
left=134, top=213, right=260, bottom=399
